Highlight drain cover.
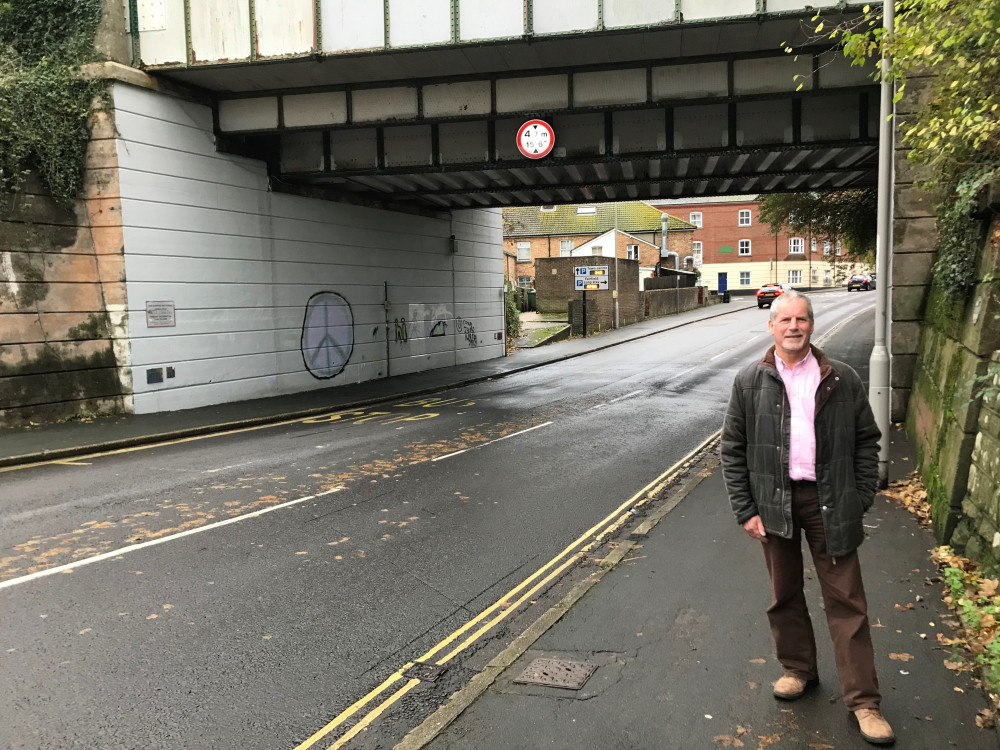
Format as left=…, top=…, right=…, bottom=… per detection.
left=513, top=658, right=596, bottom=690
left=403, top=662, right=447, bottom=682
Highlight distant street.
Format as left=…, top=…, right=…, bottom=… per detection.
left=1, top=291, right=877, bottom=750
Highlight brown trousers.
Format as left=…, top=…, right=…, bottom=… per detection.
left=761, top=480, right=880, bottom=710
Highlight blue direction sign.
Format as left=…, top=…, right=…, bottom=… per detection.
left=573, top=265, right=609, bottom=290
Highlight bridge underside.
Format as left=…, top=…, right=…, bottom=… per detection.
left=157, top=14, right=880, bottom=211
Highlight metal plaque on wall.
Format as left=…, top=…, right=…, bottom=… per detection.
left=146, top=300, right=176, bottom=328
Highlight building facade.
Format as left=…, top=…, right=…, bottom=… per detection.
left=503, top=203, right=695, bottom=287
left=650, top=197, right=869, bottom=293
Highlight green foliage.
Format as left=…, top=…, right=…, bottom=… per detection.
left=0, top=0, right=104, bottom=205
left=504, top=282, right=521, bottom=345
left=796, top=1, right=1000, bottom=300
left=755, top=190, right=877, bottom=264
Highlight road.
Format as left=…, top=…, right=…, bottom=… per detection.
left=1, top=291, right=876, bottom=750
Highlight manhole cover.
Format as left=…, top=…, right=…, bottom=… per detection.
left=513, top=658, right=597, bottom=690
left=403, top=662, right=447, bottom=682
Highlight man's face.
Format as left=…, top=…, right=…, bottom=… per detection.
left=768, top=297, right=814, bottom=361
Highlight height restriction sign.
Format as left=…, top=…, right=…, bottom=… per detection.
left=517, top=119, right=555, bottom=159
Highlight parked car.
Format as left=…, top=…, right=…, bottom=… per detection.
left=756, top=282, right=792, bottom=308
left=847, top=274, right=874, bottom=291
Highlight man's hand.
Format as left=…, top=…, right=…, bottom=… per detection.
left=743, top=515, right=767, bottom=542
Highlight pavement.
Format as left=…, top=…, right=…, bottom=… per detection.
left=6, top=290, right=997, bottom=749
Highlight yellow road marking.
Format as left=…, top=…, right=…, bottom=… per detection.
left=295, top=429, right=722, bottom=750
left=50, top=460, right=92, bottom=466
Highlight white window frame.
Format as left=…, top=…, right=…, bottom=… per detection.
left=559, top=239, right=573, bottom=257
left=789, top=237, right=805, bottom=254
left=810, top=267, right=818, bottom=282
left=824, top=269, right=831, bottom=284
left=739, top=271, right=752, bottom=286
left=516, top=241, right=531, bottom=261
left=577, top=205, right=597, bottom=215
left=517, top=275, right=532, bottom=287
left=738, top=209, right=751, bottom=227
left=689, top=211, right=702, bottom=228
left=823, top=240, right=831, bottom=255
left=626, top=244, right=639, bottom=260
left=692, top=241, right=703, bottom=267
left=738, top=239, right=751, bottom=256
left=540, top=205, right=556, bottom=212
left=811, top=238, right=817, bottom=253
left=835, top=240, right=842, bottom=256
left=788, top=269, right=802, bottom=284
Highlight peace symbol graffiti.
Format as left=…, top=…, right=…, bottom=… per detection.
left=300, top=291, right=354, bottom=379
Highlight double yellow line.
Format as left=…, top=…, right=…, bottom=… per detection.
left=295, top=429, right=721, bottom=750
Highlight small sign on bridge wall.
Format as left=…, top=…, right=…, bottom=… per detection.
left=145, top=300, right=176, bottom=328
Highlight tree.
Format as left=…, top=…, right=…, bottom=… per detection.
left=756, top=190, right=877, bottom=266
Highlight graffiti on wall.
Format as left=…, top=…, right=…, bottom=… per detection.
left=456, top=317, right=478, bottom=347
left=429, top=320, right=447, bottom=337
left=394, top=318, right=408, bottom=343
left=300, top=291, right=354, bottom=379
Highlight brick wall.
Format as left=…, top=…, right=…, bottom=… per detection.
left=645, top=288, right=700, bottom=318
left=0, top=101, right=131, bottom=425
left=534, top=256, right=642, bottom=326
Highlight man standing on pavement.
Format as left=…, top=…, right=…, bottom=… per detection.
left=720, top=291, right=894, bottom=746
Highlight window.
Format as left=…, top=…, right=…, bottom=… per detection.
left=789, top=237, right=804, bottom=254
left=823, top=240, right=831, bottom=255
left=738, top=209, right=751, bottom=227
left=540, top=205, right=556, bottom=212
left=739, top=271, right=752, bottom=286
left=559, top=239, right=573, bottom=257
left=626, top=244, right=639, bottom=260
left=689, top=211, right=702, bottom=228
left=517, top=276, right=532, bottom=288
left=811, top=267, right=818, bottom=283
left=835, top=240, right=842, bottom=256
left=577, top=205, right=597, bottom=215
left=811, top=238, right=817, bottom=253
left=591, top=245, right=602, bottom=255
left=692, top=241, right=703, bottom=267
left=738, top=239, right=751, bottom=256
left=824, top=269, right=831, bottom=284
left=516, top=241, right=531, bottom=261
left=788, top=270, right=802, bottom=284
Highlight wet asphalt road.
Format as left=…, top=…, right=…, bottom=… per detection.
left=1, top=292, right=876, bottom=750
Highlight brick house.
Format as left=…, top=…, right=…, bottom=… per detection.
left=503, top=202, right=695, bottom=287
left=649, top=197, right=870, bottom=293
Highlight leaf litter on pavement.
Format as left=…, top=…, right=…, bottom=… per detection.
left=884, top=470, right=1000, bottom=720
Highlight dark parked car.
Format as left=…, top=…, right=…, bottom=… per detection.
left=847, top=274, right=874, bottom=291
left=756, top=282, right=792, bottom=308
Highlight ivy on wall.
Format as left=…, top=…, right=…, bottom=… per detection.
left=0, top=0, right=105, bottom=205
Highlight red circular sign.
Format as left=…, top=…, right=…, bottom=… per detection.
left=517, top=119, right=555, bottom=159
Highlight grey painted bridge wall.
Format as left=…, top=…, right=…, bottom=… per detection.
left=113, top=83, right=504, bottom=415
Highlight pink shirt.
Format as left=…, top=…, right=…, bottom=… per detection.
left=775, top=350, right=821, bottom=481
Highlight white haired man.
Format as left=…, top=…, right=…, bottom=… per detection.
left=721, top=291, right=893, bottom=745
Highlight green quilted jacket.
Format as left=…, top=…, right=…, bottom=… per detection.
left=721, top=345, right=881, bottom=557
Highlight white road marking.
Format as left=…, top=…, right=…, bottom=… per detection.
left=709, top=334, right=762, bottom=361
left=204, top=460, right=257, bottom=474
left=592, top=390, right=645, bottom=409
left=432, top=421, right=553, bottom=462
left=0, top=487, right=344, bottom=591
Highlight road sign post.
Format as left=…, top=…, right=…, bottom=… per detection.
left=574, top=265, right=609, bottom=338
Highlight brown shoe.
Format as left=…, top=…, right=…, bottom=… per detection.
left=855, top=708, right=895, bottom=745
left=772, top=673, right=819, bottom=700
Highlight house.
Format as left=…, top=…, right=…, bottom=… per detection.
left=502, top=202, right=696, bottom=287
left=649, top=197, right=870, bottom=292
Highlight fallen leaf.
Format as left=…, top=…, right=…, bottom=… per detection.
left=747, top=682, right=759, bottom=690
left=889, top=652, right=914, bottom=661
left=809, top=744, right=835, bottom=750
left=79, top=628, right=91, bottom=635
left=979, top=579, right=999, bottom=597
left=894, top=602, right=915, bottom=611
left=758, top=735, right=780, bottom=747
left=976, top=709, right=996, bottom=728
left=943, top=660, right=964, bottom=670
left=955, top=686, right=965, bottom=693
left=749, top=658, right=767, bottom=664
left=713, top=735, right=744, bottom=747
left=147, top=614, right=158, bottom=620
